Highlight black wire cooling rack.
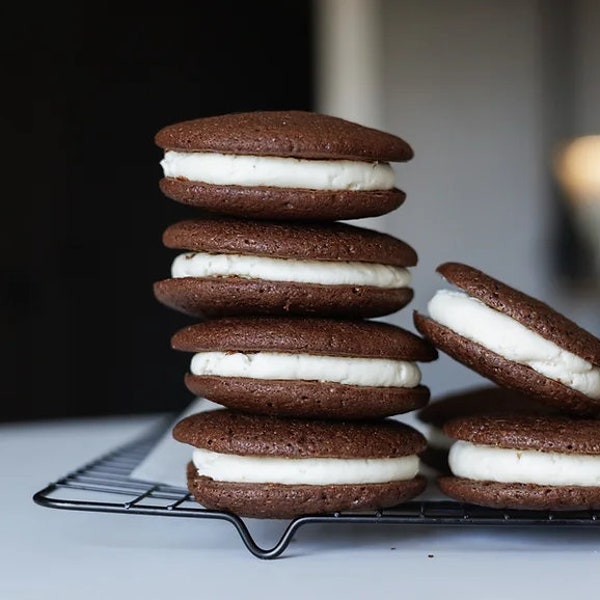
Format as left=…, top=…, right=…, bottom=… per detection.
left=33, top=417, right=600, bottom=559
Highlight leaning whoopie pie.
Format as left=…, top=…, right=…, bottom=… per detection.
left=153, top=217, right=419, bottom=319
left=437, top=413, right=600, bottom=511
left=172, top=408, right=428, bottom=519
left=416, top=384, right=562, bottom=473
left=170, top=316, right=438, bottom=420
left=413, top=262, right=600, bottom=416
left=154, top=110, right=413, bottom=221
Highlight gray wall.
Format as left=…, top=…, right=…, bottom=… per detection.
left=315, top=0, right=600, bottom=398
left=576, top=0, right=600, bottom=133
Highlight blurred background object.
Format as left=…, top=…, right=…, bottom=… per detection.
left=14, top=0, right=600, bottom=422
left=554, top=135, right=600, bottom=286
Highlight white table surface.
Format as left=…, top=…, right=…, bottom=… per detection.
left=2, top=412, right=599, bottom=600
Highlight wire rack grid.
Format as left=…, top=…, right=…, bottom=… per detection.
left=32, top=418, right=600, bottom=559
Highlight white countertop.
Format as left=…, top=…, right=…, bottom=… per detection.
left=2, top=412, right=599, bottom=600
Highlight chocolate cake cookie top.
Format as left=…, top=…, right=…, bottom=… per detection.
left=173, top=409, right=427, bottom=458
left=444, top=414, right=600, bottom=455
left=418, top=385, right=560, bottom=428
left=171, top=316, right=438, bottom=361
left=436, top=262, right=600, bottom=366
left=155, top=110, right=413, bottom=162
left=162, top=217, right=418, bottom=266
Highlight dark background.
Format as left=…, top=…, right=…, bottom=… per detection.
left=8, top=3, right=314, bottom=422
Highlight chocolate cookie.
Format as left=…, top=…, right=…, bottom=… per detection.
left=437, top=413, right=600, bottom=511
left=153, top=217, right=418, bottom=319
left=171, top=316, right=438, bottom=419
left=416, top=385, right=562, bottom=473
left=154, top=110, right=413, bottom=221
left=413, top=262, right=600, bottom=416
left=172, top=408, right=428, bottom=519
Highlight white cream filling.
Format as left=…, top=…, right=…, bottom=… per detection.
left=190, top=351, right=421, bottom=388
left=171, top=252, right=411, bottom=289
left=192, top=447, right=419, bottom=484
left=449, top=440, right=600, bottom=486
left=160, top=151, right=396, bottom=190
left=427, top=289, right=600, bottom=400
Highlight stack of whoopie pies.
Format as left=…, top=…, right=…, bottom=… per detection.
left=413, top=262, right=600, bottom=511
left=152, top=110, right=439, bottom=519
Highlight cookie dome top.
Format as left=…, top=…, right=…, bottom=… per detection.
left=155, top=110, right=413, bottom=162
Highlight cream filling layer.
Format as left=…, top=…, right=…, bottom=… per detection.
left=427, top=290, right=600, bottom=399
left=171, top=252, right=411, bottom=289
left=192, top=448, right=420, bottom=484
left=449, top=440, right=600, bottom=486
left=160, top=151, right=396, bottom=190
left=190, top=352, right=421, bottom=388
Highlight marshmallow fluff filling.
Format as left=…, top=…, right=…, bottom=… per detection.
left=192, top=448, right=420, bottom=485
left=449, top=441, right=600, bottom=487
left=160, top=151, right=396, bottom=191
left=171, top=252, right=411, bottom=289
left=190, top=352, right=422, bottom=388
left=428, top=289, right=600, bottom=400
